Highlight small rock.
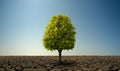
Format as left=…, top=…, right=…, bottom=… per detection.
left=15, top=66, right=21, bottom=71
left=77, top=64, right=80, bottom=67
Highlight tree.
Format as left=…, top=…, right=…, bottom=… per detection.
left=42, top=14, right=76, bottom=63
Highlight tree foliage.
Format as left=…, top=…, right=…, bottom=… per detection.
left=42, top=14, right=76, bottom=51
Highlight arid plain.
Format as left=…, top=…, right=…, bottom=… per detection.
left=0, top=56, right=120, bottom=71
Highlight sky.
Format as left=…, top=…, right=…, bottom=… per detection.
left=0, top=0, right=120, bottom=56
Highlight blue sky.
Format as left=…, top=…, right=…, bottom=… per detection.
left=0, top=0, right=120, bottom=56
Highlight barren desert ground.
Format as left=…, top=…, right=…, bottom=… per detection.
left=0, top=56, right=120, bottom=71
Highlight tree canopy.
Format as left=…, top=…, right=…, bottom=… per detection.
left=42, top=14, right=76, bottom=51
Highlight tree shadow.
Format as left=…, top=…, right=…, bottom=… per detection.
left=56, top=60, right=77, bottom=66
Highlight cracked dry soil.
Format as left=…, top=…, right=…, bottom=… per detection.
left=0, top=56, right=120, bottom=71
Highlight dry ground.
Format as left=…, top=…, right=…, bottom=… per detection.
left=0, top=56, right=120, bottom=71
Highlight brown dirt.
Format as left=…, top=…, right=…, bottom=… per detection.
left=0, top=56, right=120, bottom=71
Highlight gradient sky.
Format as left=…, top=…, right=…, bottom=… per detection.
left=0, top=0, right=120, bottom=56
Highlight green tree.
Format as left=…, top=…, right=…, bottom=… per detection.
left=42, top=14, right=76, bottom=63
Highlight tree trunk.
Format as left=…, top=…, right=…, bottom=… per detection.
left=58, top=49, right=62, bottom=64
